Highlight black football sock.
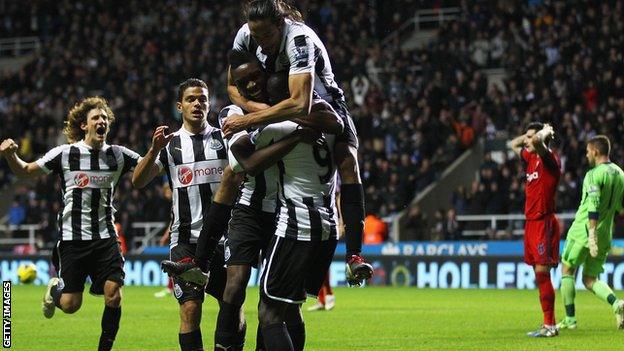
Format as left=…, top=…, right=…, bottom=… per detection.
left=98, top=305, right=121, bottom=351
left=215, top=302, right=240, bottom=349
left=195, top=202, right=232, bottom=272
left=234, top=318, right=246, bottom=351
left=261, top=323, right=293, bottom=351
left=179, top=329, right=203, bottom=351
left=286, top=322, right=305, bottom=351
left=51, top=280, right=63, bottom=308
left=340, top=183, right=365, bottom=261
left=255, top=323, right=265, bottom=351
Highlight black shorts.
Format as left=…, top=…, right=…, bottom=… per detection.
left=170, top=243, right=227, bottom=304
left=260, top=236, right=337, bottom=304
left=226, top=204, right=276, bottom=267
left=52, top=237, right=124, bottom=296
left=330, top=99, right=359, bottom=149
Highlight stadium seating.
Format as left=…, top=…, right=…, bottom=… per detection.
left=1, top=1, right=623, bottom=244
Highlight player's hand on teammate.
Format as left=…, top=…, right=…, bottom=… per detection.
left=221, top=114, right=247, bottom=139
left=151, top=126, right=174, bottom=151
left=0, top=139, right=19, bottom=157
left=294, top=127, right=322, bottom=145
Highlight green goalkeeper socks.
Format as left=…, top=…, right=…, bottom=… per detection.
left=590, top=280, right=618, bottom=311
left=561, top=275, right=576, bottom=319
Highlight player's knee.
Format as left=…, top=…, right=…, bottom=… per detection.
left=258, top=298, right=282, bottom=326
left=180, top=300, right=202, bottom=329
left=284, top=304, right=303, bottom=325
left=63, top=299, right=82, bottom=314
left=105, top=291, right=122, bottom=308
left=582, top=276, right=596, bottom=290
left=224, top=267, right=251, bottom=304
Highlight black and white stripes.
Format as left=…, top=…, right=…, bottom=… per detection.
left=35, top=141, right=140, bottom=241
left=253, top=121, right=339, bottom=242
left=156, top=125, right=229, bottom=247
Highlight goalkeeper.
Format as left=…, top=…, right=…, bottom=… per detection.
left=558, top=135, right=624, bottom=330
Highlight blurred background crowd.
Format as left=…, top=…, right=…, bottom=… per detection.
left=1, top=0, right=623, bottom=248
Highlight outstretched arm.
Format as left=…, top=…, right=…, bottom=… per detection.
left=0, top=139, right=46, bottom=178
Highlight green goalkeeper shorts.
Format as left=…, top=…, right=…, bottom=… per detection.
left=561, top=238, right=609, bottom=277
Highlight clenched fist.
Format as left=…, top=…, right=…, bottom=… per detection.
left=0, top=139, right=18, bottom=157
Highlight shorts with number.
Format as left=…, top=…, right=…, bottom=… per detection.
left=524, top=214, right=560, bottom=266
left=52, top=237, right=124, bottom=295
left=330, top=99, right=359, bottom=149
left=170, top=242, right=226, bottom=304
left=226, top=204, right=276, bottom=267
left=260, top=236, right=337, bottom=304
left=562, top=238, right=609, bottom=277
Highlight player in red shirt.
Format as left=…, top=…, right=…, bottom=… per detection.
left=509, top=122, right=561, bottom=337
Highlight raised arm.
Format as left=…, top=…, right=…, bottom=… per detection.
left=507, top=133, right=526, bottom=158
left=0, top=139, right=46, bottom=178
left=132, top=126, right=172, bottom=188
left=531, top=123, right=555, bottom=158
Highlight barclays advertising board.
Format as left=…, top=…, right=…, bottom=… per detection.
left=3, top=254, right=624, bottom=290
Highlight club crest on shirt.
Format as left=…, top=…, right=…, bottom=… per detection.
left=177, top=166, right=193, bottom=185
left=294, top=46, right=309, bottom=62
left=74, top=172, right=89, bottom=188
left=537, top=243, right=545, bottom=255
left=209, top=138, right=224, bottom=151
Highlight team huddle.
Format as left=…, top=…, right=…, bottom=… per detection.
left=0, top=2, right=373, bottom=351
left=2, top=0, right=624, bottom=350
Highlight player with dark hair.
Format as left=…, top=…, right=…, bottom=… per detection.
left=133, top=78, right=232, bottom=351
left=162, top=51, right=342, bottom=350
left=0, top=97, right=141, bottom=351
left=222, top=0, right=373, bottom=287
left=557, top=135, right=624, bottom=330
left=508, top=122, right=561, bottom=337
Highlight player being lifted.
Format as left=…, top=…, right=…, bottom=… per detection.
left=0, top=97, right=141, bottom=351
left=509, top=122, right=561, bottom=337
left=557, top=135, right=624, bottom=330
left=221, top=0, right=372, bottom=285
left=162, top=50, right=343, bottom=350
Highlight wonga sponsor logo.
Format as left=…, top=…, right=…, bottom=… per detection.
left=74, top=173, right=89, bottom=188
left=177, top=166, right=193, bottom=185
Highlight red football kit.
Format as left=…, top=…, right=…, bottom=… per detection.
left=521, top=148, right=561, bottom=266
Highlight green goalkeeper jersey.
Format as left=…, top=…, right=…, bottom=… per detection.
left=567, top=162, right=624, bottom=248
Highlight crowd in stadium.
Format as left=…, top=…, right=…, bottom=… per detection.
left=2, top=0, right=624, bottom=245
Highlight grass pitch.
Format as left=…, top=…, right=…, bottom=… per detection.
left=9, top=285, right=623, bottom=350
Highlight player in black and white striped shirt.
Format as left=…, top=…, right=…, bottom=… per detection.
left=222, top=0, right=372, bottom=290
left=132, top=78, right=234, bottom=351
left=0, top=97, right=139, bottom=351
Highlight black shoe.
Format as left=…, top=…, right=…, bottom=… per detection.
left=161, top=258, right=209, bottom=286
left=345, top=255, right=373, bottom=287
